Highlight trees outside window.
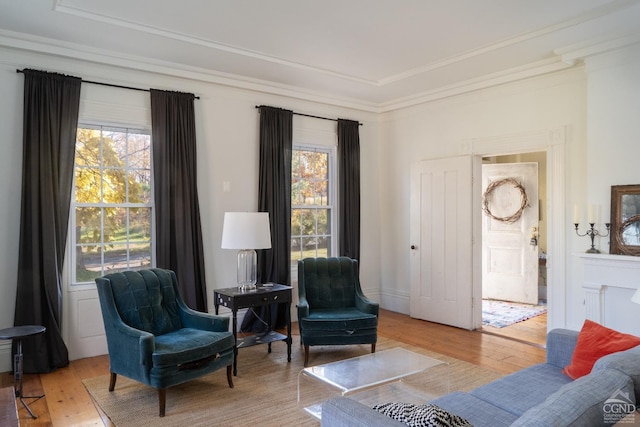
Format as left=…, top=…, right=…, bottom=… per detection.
left=291, top=146, right=335, bottom=264
left=72, top=126, right=153, bottom=283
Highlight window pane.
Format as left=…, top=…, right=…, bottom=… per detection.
left=314, top=180, right=328, bottom=205
left=76, top=207, right=102, bottom=244
left=104, top=207, right=127, bottom=244
left=130, top=242, right=152, bottom=269
left=128, top=132, right=151, bottom=169
left=292, top=150, right=302, bottom=179
left=129, top=169, right=151, bottom=203
left=104, top=244, right=128, bottom=274
left=129, top=208, right=151, bottom=241
left=75, top=129, right=101, bottom=167
left=291, top=209, right=302, bottom=236
left=292, top=179, right=303, bottom=205
left=318, top=209, right=330, bottom=235
left=75, top=167, right=101, bottom=203
left=76, top=245, right=102, bottom=282
left=300, top=209, right=316, bottom=236
left=103, top=170, right=127, bottom=203
left=103, top=130, right=127, bottom=167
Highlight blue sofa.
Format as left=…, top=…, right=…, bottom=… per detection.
left=321, top=329, right=640, bottom=426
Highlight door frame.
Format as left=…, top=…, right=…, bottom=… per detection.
left=468, top=127, right=566, bottom=331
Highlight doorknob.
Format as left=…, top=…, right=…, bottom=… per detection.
left=411, top=245, right=417, bottom=250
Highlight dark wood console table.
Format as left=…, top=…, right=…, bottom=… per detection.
left=214, top=284, right=292, bottom=376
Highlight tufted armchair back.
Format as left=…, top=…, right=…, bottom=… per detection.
left=298, top=257, right=359, bottom=310
left=100, top=269, right=183, bottom=336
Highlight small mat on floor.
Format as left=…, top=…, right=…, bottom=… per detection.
left=482, top=299, right=546, bottom=328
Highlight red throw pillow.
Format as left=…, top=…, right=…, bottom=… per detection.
left=563, top=319, right=640, bottom=380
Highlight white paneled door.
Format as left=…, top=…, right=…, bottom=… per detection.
left=481, top=163, right=539, bottom=304
left=409, top=156, right=476, bottom=330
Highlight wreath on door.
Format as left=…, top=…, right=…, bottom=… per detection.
left=482, top=178, right=529, bottom=223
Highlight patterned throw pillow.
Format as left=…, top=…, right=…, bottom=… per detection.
left=373, top=402, right=473, bottom=427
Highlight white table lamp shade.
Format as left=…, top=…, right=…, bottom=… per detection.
left=632, top=289, right=640, bottom=305
left=221, top=212, right=272, bottom=250
left=221, top=212, right=271, bottom=290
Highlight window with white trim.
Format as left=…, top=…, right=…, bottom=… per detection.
left=291, top=146, right=336, bottom=265
left=71, top=125, right=154, bottom=284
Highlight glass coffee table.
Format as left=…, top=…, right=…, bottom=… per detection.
left=297, top=347, right=449, bottom=419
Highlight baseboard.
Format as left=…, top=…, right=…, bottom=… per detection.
left=380, top=290, right=410, bottom=314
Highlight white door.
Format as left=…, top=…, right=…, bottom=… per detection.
left=482, top=163, right=539, bottom=304
left=409, top=156, right=476, bottom=329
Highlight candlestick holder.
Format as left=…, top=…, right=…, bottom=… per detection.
left=574, top=222, right=610, bottom=253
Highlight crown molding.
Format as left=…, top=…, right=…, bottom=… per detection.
left=379, top=57, right=575, bottom=113
left=0, top=29, right=380, bottom=113
left=555, top=32, right=640, bottom=65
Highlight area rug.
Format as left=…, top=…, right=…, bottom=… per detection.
left=482, top=299, right=547, bottom=328
left=83, top=335, right=502, bottom=427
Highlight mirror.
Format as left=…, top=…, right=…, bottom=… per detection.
left=610, top=185, right=640, bottom=256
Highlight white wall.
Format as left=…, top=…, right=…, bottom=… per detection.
left=378, top=68, right=588, bottom=329
left=579, top=45, right=640, bottom=333
left=0, top=46, right=380, bottom=370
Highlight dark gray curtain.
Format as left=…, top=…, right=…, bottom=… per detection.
left=14, top=69, right=81, bottom=373
left=242, top=106, right=292, bottom=332
left=150, top=89, right=207, bottom=311
left=338, top=119, right=361, bottom=260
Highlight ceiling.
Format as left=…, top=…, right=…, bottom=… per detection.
left=1, top=0, right=640, bottom=111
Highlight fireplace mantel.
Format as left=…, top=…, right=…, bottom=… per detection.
left=577, top=253, right=640, bottom=327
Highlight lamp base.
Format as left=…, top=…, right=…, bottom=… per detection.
left=237, top=249, right=257, bottom=291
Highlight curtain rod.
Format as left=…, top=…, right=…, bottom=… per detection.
left=255, top=105, right=362, bottom=126
left=16, top=69, right=200, bottom=99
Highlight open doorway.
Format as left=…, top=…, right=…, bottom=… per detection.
left=480, top=152, right=548, bottom=347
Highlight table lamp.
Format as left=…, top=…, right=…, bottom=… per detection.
left=632, top=289, right=640, bottom=305
left=221, top=212, right=271, bottom=291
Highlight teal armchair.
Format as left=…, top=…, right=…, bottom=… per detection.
left=297, top=257, right=379, bottom=366
left=95, top=268, right=234, bottom=416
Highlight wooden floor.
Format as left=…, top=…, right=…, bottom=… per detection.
left=0, top=309, right=546, bottom=426
left=482, top=312, right=547, bottom=347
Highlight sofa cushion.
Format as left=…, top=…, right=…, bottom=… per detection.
left=563, top=320, right=640, bottom=380
left=593, top=345, right=640, bottom=398
left=430, top=391, right=518, bottom=427
left=511, top=368, right=636, bottom=427
left=469, top=363, right=572, bottom=416
left=300, top=308, right=378, bottom=331
left=372, top=402, right=472, bottom=427
left=152, top=328, right=234, bottom=368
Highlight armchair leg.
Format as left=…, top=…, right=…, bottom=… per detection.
left=227, top=365, right=234, bottom=388
left=158, top=388, right=167, bottom=417
left=304, top=345, right=310, bottom=367
left=108, top=372, right=117, bottom=392
left=371, top=343, right=376, bottom=353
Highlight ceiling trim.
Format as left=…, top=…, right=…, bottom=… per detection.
left=53, top=0, right=377, bottom=86
left=54, top=0, right=640, bottom=87
left=379, top=57, right=575, bottom=112
left=0, top=29, right=380, bottom=112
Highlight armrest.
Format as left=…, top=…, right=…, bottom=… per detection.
left=297, top=296, right=309, bottom=318
left=355, top=292, right=379, bottom=316
left=546, top=328, right=579, bottom=368
left=179, top=306, right=230, bottom=332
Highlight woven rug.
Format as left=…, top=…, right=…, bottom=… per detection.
left=83, top=335, right=502, bottom=427
left=482, top=299, right=547, bottom=328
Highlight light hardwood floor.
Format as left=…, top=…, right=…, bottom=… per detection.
left=1, top=309, right=546, bottom=426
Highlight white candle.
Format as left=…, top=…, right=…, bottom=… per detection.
left=573, top=205, right=578, bottom=223
left=588, top=205, right=594, bottom=223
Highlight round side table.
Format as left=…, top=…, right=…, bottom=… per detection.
left=0, top=325, right=46, bottom=419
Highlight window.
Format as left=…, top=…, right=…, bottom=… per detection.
left=291, top=146, right=336, bottom=264
left=71, top=125, right=153, bottom=284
